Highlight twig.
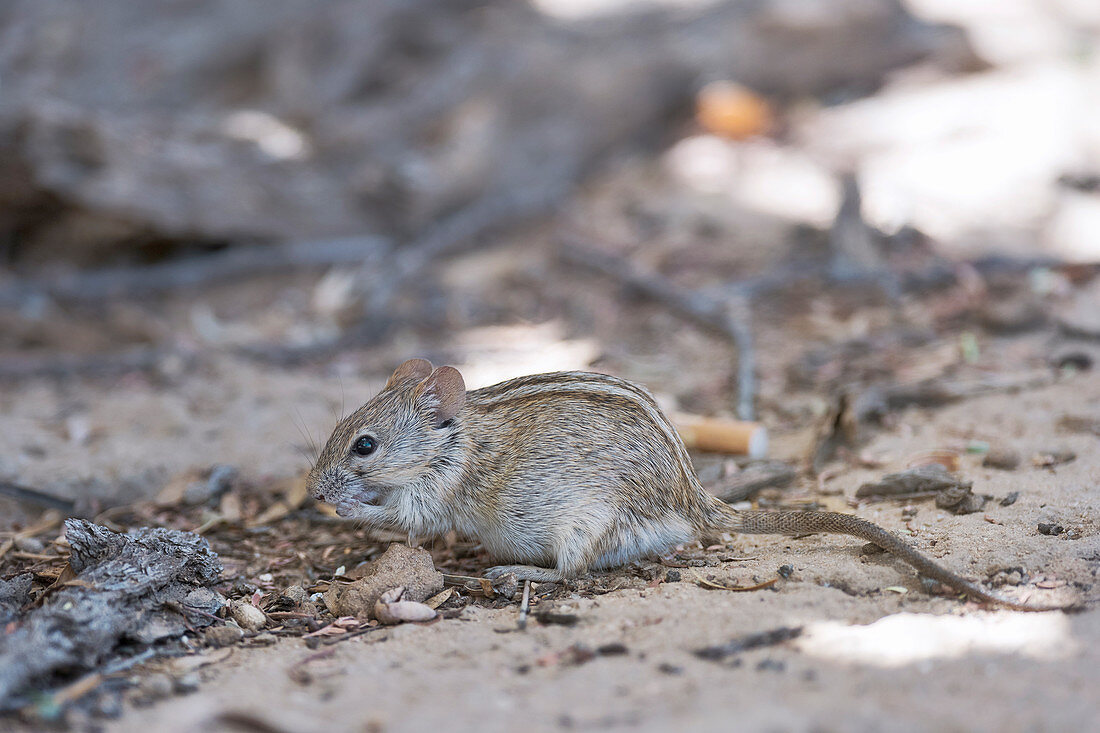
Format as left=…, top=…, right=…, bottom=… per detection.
left=709, top=461, right=796, bottom=504
left=0, top=483, right=75, bottom=515
left=694, top=626, right=803, bottom=661
left=0, top=510, right=64, bottom=540
left=0, top=347, right=176, bottom=381
left=2, top=236, right=391, bottom=307
left=0, top=508, right=63, bottom=559
left=37, top=648, right=157, bottom=711
left=560, top=240, right=757, bottom=420
left=321, top=625, right=381, bottom=646
left=517, top=580, right=531, bottom=631
left=442, top=573, right=490, bottom=586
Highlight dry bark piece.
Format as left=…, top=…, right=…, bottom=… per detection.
left=934, top=484, right=990, bottom=515
left=0, top=574, right=32, bottom=626
left=490, top=572, right=519, bottom=600
left=324, top=543, right=443, bottom=621
left=856, top=464, right=991, bottom=514
left=855, top=464, right=968, bottom=499
left=0, top=519, right=223, bottom=709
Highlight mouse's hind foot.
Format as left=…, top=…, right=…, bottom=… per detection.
left=484, top=565, right=565, bottom=583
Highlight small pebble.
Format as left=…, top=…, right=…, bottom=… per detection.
left=665, top=569, right=681, bottom=583
left=13, top=536, right=45, bottom=554
left=174, top=673, right=200, bottom=695
left=283, top=585, right=309, bottom=605
left=1037, top=523, right=1064, bottom=536
left=204, top=624, right=244, bottom=647
left=991, top=568, right=1025, bottom=587
left=983, top=449, right=1020, bottom=470
left=658, top=663, right=683, bottom=675
left=1051, top=350, right=1093, bottom=371
left=231, top=582, right=258, bottom=597
left=999, top=492, right=1020, bottom=507
left=229, top=599, right=267, bottom=631
left=1032, top=450, right=1076, bottom=468
left=597, top=642, right=629, bottom=656
left=777, top=564, right=794, bottom=578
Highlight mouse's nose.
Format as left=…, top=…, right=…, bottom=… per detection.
left=305, top=470, right=328, bottom=502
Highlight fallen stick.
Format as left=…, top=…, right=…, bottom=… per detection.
left=560, top=240, right=757, bottom=420
left=1, top=236, right=391, bottom=307
left=0, top=482, right=77, bottom=515
left=708, top=460, right=797, bottom=504
left=0, top=347, right=170, bottom=381
left=517, top=580, right=532, bottom=631
left=694, top=626, right=803, bottom=661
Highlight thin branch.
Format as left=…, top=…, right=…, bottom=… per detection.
left=1, top=236, right=391, bottom=307
left=560, top=239, right=757, bottom=420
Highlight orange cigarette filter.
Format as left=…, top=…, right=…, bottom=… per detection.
left=672, top=414, right=768, bottom=459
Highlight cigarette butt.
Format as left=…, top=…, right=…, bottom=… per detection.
left=672, top=414, right=768, bottom=459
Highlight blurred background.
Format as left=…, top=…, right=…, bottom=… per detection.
left=1, top=0, right=1099, bottom=511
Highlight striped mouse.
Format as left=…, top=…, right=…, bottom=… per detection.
left=308, top=358, right=1069, bottom=611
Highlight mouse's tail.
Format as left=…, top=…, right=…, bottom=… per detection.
left=706, top=499, right=1070, bottom=612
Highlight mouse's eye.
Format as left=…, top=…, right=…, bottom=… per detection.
left=352, top=436, right=376, bottom=456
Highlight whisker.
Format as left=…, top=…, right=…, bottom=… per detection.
left=291, top=407, right=321, bottom=460
left=338, top=374, right=347, bottom=422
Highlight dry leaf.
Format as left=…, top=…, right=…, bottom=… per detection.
left=424, top=588, right=454, bottom=609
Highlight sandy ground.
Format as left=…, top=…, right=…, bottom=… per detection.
left=4, top=358, right=1093, bottom=733
left=4, top=3, right=1100, bottom=722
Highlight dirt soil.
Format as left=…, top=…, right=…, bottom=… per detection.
left=4, top=3, right=1100, bottom=727
left=3, top=340, right=1098, bottom=732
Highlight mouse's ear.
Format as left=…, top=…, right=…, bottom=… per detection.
left=416, top=366, right=466, bottom=428
left=386, top=358, right=434, bottom=389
